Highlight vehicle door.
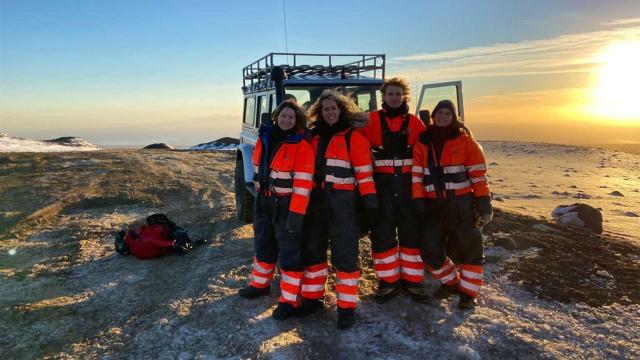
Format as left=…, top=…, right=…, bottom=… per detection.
left=415, top=81, right=464, bottom=125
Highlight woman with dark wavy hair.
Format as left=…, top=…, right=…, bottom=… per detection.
left=238, top=100, right=315, bottom=321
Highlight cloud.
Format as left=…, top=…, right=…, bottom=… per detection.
left=390, top=22, right=640, bottom=81
left=602, top=17, right=640, bottom=26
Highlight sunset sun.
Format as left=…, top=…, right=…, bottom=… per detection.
left=593, top=41, right=640, bottom=122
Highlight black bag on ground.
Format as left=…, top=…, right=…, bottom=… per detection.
left=172, top=227, right=193, bottom=255
left=114, top=230, right=131, bottom=255
left=147, top=213, right=194, bottom=254
left=146, top=213, right=178, bottom=230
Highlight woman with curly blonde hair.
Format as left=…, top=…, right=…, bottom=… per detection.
left=306, top=90, right=361, bottom=124
left=297, top=89, right=377, bottom=329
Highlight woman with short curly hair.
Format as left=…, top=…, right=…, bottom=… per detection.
left=358, top=77, right=429, bottom=304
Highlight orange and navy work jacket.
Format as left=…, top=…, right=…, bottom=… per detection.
left=310, top=128, right=376, bottom=197
left=412, top=131, right=490, bottom=199
left=252, top=133, right=315, bottom=215
left=358, top=110, right=426, bottom=174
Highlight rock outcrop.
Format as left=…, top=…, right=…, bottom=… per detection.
left=551, top=203, right=603, bottom=234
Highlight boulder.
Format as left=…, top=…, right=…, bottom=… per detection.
left=143, top=143, right=173, bottom=150
left=551, top=203, right=603, bottom=234
left=493, top=236, right=517, bottom=250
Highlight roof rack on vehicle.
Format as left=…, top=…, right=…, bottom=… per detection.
left=242, top=53, right=385, bottom=93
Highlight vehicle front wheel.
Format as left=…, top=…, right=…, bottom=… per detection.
left=235, top=157, right=254, bottom=223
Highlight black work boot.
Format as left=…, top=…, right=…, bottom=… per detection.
left=458, top=292, right=478, bottom=310
left=238, top=285, right=270, bottom=299
left=337, top=308, right=355, bottom=329
left=272, top=302, right=297, bottom=320
left=433, top=284, right=459, bottom=300
left=374, top=281, right=400, bottom=304
left=401, top=281, right=429, bottom=304
left=296, top=299, right=324, bottom=318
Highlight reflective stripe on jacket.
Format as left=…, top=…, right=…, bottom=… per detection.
left=411, top=131, right=490, bottom=199
left=358, top=110, right=425, bottom=174
left=252, top=135, right=315, bottom=215
left=310, top=128, right=376, bottom=196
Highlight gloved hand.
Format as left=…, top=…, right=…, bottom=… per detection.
left=286, top=213, right=304, bottom=234
left=413, top=198, right=427, bottom=216
left=361, top=194, right=379, bottom=229
left=475, top=196, right=493, bottom=227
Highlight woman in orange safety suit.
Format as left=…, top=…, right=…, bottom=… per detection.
left=238, top=100, right=315, bottom=321
left=298, top=89, right=377, bottom=329
left=412, top=99, right=493, bottom=309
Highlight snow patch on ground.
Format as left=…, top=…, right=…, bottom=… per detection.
left=189, top=137, right=239, bottom=151
left=189, top=143, right=239, bottom=151
left=0, top=133, right=98, bottom=152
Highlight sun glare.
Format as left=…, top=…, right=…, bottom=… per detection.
left=592, top=41, right=640, bottom=122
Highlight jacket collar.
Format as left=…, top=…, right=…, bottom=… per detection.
left=260, top=124, right=304, bottom=144
left=420, top=126, right=464, bottom=145
left=382, top=102, right=409, bottom=118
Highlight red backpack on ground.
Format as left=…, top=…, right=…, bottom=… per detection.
left=114, top=213, right=193, bottom=259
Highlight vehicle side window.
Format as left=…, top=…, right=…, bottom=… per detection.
left=257, top=95, right=270, bottom=127
left=269, top=94, right=275, bottom=113
left=356, top=91, right=379, bottom=112
left=285, top=89, right=311, bottom=105
left=243, top=97, right=256, bottom=126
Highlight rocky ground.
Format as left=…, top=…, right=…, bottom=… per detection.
left=0, top=148, right=639, bottom=359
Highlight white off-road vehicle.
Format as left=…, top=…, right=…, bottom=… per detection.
left=235, top=52, right=464, bottom=222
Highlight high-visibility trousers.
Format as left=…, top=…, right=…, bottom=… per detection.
left=370, top=172, right=424, bottom=285
left=421, top=192, right=484, bottom=297
left=301, top=188, right=361, bottom=308
left=252, top=193, right=303, bottom=271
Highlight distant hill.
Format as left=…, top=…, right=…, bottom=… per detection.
left=189, top=137, right=239, bottom=151
left=1, top=133, right=98, bottom=152
left=143, top=143, right=174, bottom=150
left=43, top=136, right=98, bottom=148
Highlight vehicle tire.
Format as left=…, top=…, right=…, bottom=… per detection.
left=235, top=157, right=254, bottom=223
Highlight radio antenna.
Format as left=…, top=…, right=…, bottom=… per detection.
left=282, top=0, right=289, bottom=54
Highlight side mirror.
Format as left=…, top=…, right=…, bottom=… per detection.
left=418, top=110, right=430, bottom=126
left=261, top=112, right=273, bottom=126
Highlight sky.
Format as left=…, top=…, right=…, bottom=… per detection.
left=1, top=0, right=639, bottom=146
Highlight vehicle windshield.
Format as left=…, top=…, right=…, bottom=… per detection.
left=285, top=85, right=382, bottom=112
